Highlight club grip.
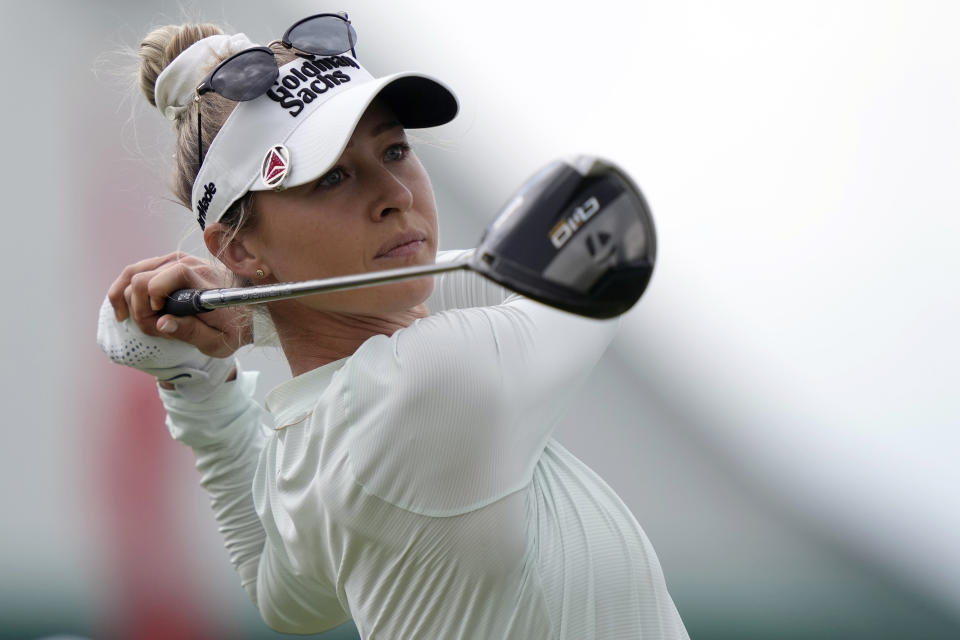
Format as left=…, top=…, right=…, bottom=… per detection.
left=161, top=289, right=208, bottom=316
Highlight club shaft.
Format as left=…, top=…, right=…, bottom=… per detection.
left=196, top=259, right=471, bottom=311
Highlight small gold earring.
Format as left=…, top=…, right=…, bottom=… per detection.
left=256, top=269, right=265, bottom=278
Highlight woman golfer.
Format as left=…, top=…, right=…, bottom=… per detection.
left=98, top=13, right=688, bottom=639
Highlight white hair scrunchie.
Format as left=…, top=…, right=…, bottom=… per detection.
left=154, top=33, right=260, bottom=121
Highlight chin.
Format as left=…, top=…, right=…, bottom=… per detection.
left=340, top=277, right=435, bottom=316
left=386, top=277, right=435, bottom=312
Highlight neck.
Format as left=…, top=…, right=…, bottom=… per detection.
left=269, top=300, right=429, bottom=377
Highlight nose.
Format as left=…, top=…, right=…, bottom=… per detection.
left=369, top=165, right=414, bottom=221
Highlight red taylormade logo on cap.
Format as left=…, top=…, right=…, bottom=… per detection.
left=261, top=145, right=290, bottom=189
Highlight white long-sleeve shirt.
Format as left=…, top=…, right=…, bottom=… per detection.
left=160, top=250, right=688, bottom=639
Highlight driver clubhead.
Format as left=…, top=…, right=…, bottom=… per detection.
left=470, top=155, right=656, bottom=319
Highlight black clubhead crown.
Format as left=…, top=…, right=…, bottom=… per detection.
left=470, top=156, right=656, bottom=319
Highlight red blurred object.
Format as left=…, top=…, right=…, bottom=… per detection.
left=94, top=369, right=220, bottom=640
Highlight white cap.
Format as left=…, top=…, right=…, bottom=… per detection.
left=191, top=53, right=458, bottom=229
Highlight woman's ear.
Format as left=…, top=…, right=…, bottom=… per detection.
left=204, top=222, right=263, bottom=280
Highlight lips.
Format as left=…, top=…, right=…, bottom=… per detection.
left=375, top=230, right=427, bottom=259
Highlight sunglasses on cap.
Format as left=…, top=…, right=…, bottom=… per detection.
left=194, top=12, right=359, bottom=170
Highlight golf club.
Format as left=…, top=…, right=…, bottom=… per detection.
left=161, top=155, right=656, bottom=319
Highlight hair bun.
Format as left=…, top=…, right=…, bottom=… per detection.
left=139, top=23, right=224, bottom=108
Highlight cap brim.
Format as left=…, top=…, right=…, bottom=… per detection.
left=250, top=72, right=458, bottom=192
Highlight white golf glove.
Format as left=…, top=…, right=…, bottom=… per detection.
left=96, top=295, right=236, bottom=402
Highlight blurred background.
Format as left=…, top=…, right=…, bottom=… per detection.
left=1, top=0, right=958, bottom=638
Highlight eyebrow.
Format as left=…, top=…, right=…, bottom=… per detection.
left=372, top=119, right=403, bottom=137
left=347, top=119, right=404, bottom=149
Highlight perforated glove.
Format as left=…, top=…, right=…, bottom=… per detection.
left=96, top=296, right=236, bottom=402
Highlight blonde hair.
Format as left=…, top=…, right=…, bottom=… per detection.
left=137, top=23, right=298, bottom=234
left=138, top=24, right=295, bottom=344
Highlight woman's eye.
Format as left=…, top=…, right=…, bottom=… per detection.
left=318, top=168, right=345, bottom=188
left=384, top=143, right=410, bottom=162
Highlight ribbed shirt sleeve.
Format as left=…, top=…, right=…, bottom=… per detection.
left=426, top=249, right=514, bottom=312
left=343, top=295, right=620, bottom=516
left=159, top=370, right=268, bottom=603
